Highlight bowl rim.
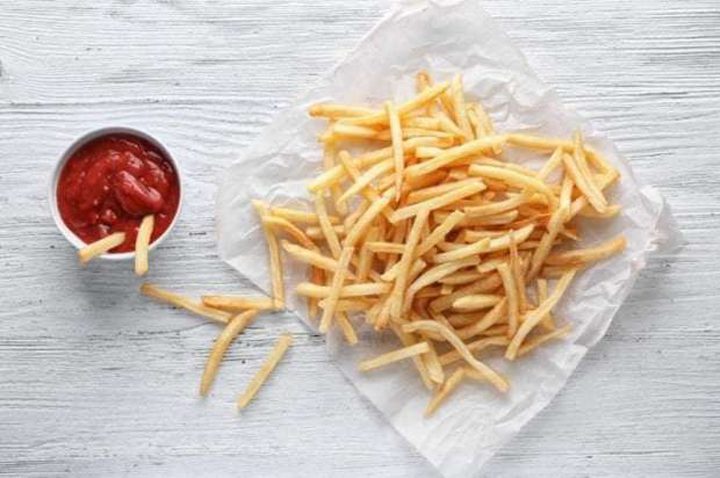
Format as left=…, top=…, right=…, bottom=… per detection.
left=49, top=126, right=183, bottom=261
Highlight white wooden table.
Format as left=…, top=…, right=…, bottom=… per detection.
left=1, top=1, right=718, bottom=476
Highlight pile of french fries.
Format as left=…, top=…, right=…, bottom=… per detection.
left=249, top=71, right=626, bottom=416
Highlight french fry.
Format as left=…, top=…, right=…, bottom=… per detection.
left=201, top=295, right=275, bottom=312
left=309, top=103, right=377, bottom=118
left=506, top=269, right=577, bottom=360
left=358, top=342, right=431, bottom=372
left=200, top=310, right=258, bottom=396
left=342, top=82, right=450, bottom=127
left=422, top=340, right=445, bottom=384
left=237, top=333, right=293, bottom=409
left=518, top=324, right=571, bottom=357
left=296, top=282, right=391, bottom=299
left=269, top=206, right=340, bottom=225
left=536, top=278, right=555, bottom=331
left=253, top=201, right=285, bottom=309
left=319, top=246, right=354, bottom=333
left=141, top=283, right=232, bottom=324
left=134, top=215, right=154, bottom=276
left=450, top=74, right=473, bottom=139
left=388, top=210, right=429, bottom=324
left=78, top=232, right=126, bottom=265
left=391, top=181, right=485, bottom=223
left=425, top=368, right=465, bottom=417
left=468, top=164, right=557, bottom=208
left=452, top=294, right=503, bottom=312
left=385, top=101, right=405, bottom=201
left=405, top=136, right=508, bottom=179
left=313, top=193, right=342, bottom=259
left=336, top=312, right=358, bottom=345
left=496, top=263, right=519, bottom=337
left=544, top=235, right=626, bottom=267
left=263, top=215, right=316, bottom=250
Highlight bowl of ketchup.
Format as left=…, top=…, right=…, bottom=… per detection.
left=50, top=127, right=182, bottom=260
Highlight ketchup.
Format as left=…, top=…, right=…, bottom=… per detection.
left=57, top=133, right=180, bottom=253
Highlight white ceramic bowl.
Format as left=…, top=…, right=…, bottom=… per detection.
left=49, top=127, right=183, bottom=261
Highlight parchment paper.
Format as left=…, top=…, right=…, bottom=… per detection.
left=217, top=1, right=680, bottom=476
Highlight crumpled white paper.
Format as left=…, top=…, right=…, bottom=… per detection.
left=217, top=1, right=681, bottom=476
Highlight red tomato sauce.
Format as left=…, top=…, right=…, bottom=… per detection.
left=57, top=133, right=180, bottom=253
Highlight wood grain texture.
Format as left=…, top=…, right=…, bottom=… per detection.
left=0, top=0, right=718, bottom=476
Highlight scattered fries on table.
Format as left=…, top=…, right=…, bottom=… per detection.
left=249, top=70, right=626, bottom=416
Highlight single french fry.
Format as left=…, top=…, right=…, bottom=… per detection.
left=518, top=324, right=572, bottom=357
left=402, top=320, right=508, bottom=392
left=422, top=340, right=445, bottom=384
left=313, top=193, right=342, bottom=259
left=468, top=164, right=557, bottom=208
left=438, top=269, right=484, bottom=285
left=450, top=74, right=473, bottom=139
left=342, top=82, right=450, bottom=127
left=262, top=215, right=316, bottom=249
left=336, top=312, right=358, bottom=345
left=425, top=368, right=465, bottom=417
left=406, top=178, right=483, bottom=205
left=452, top=294, right=503, bottom=312
left=391, top=181, right=485, bottom=223
left=134, top=215, right=154, bottom=276
left=527, top=203, right=569, bottom=281
left=536, top=278, right=555, bottom=331
left=201, top=295, right=275, bottom=312
left=281, top=240, right=350, bottom=277
left=385, top=101, right=405, bottom=201
left=388, top=210, right=429, bottom=323
left=544, top=235, right=627, bottom=267
left=496, top=263, right=519, bottom=337
left=200, top=310, right=258, bottom=396
left=416, top=70, right=434, bottom=115
left=319, top=246, right=354, bottom=333
left=141, top=283, right=232, bottom=324
left=237, top=333, right=293, bottom=409
left=366, top=241, right=406, bottom=254
left=253, top=201, right=285, bottom=309
left=405, top=135, right=508, bottom=179
left=509, top=231, right=527, bottom=314
left=358, top=342, right=431, bottom=372
left=269, top=206, right=340, bottom=225
left=323, top=141, right=347, bottom=216
left=78, top=232, right=126, bottom=265
left=463, top=193, right=528, bottom=218
left=309, top=103, right=377, bottom=118
left=296, top=282, right=391, bottom=299
left=506, top=269, right=577, bottom=359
